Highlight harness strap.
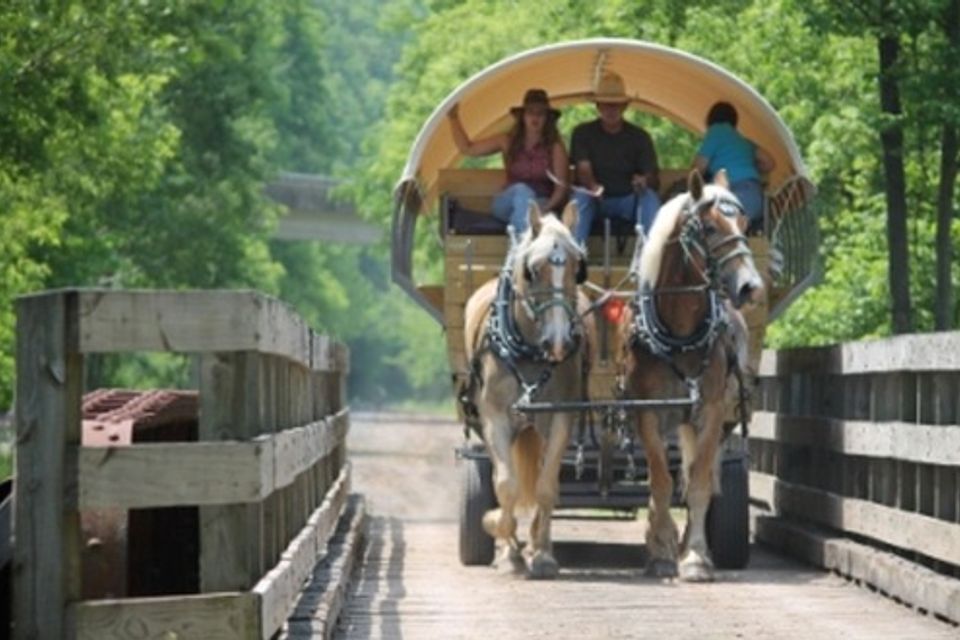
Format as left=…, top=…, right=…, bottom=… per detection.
left=628, top=191, right=748, bottom=422
left=631, top=286, right=728, bottom=361
left=461, top=246, right=582, bottom=421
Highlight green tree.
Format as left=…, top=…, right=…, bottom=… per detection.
left=0, top=1, right=342, bottom=405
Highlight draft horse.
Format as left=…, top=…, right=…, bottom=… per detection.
left=621, top=170, right=762, bottom=582
left=462, top=201, right=593, bottom=579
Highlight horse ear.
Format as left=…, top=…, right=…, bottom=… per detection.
left=688, top=169, right=704, bottom=200
left=714, top=168, right=730, bottom=189
left=528, top=200, right=543, bottom=236
left=560, top=200, right=578, bottom=231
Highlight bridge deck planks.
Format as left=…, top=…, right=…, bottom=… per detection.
left=331, top=412, right=958, bottom=640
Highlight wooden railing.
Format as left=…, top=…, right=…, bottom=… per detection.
left=750, top=332, right=960, bottom=623
left=14, top=289, right=354, bottom=639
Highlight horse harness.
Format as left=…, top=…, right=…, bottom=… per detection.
left=459, top=242, right=586, bottom=430
left=629, top=192, right=753, bottom=427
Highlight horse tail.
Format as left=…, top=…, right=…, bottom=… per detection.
left=512, top=426, right=542, bottom=509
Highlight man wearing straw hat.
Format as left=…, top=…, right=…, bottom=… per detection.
left=569, top=71, right=661, bottom=244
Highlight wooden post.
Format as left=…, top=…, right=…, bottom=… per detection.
left=14, top=292, right=83, bottom=640
left=261, top=356, right=280, bottom=571
left=198, top=351, right=265, bottom=592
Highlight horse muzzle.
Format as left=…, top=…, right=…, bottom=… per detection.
left=723, top=261, right=764, bottom=310
left=540, top=330, right=580, bottom=363
left=732, top=277, right=762, bottom=309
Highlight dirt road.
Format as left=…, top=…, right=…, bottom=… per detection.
left=339, top=412, right=956, bottom=639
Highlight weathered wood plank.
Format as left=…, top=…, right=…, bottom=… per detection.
left=759, top=331, right=960, bottom=376
left=280, top=495, right=366, bottom=640
left=751, top=471, right=960, bottom=566
left=273, top=410, right=350, bottom=490
left=444, top=265, right=499, bottom=305
left=73, top=592, right=259, bottom=640
left=200, top=351, right=266, bottom=592
left=77, top=290, right=313, bottom=367
left=444, top=235, right=509, bottom=258
left=750, top=411, right=960, bottom=466
left=78, top=440, right=272, bottom=508
left=754, top=513, right=960, bottom=624
left=14, top=291, right=83, bottom=640
left=255, top=463, right=351, bottom=639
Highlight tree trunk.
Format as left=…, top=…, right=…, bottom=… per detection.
left=935, top=126, right=957, bottom=331
left=877, top=33, right=913, bottom=334
left=935, top=0, right=959, bottom=330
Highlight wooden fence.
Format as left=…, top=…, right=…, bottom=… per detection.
left=750, top=332, right=960, bottom=623
left=14, top=289, right=355, bottom=639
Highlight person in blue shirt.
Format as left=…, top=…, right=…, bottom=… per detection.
left=692, top=101, right=776, bottom=232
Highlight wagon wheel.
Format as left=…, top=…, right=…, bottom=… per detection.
left=706, top=455, right=750, bottom=569
left=459, top=455, right=496, bottom=566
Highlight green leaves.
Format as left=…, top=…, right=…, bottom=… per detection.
left=2, top=0, right=956, bottom=409
left=0, top=0, right=332, bottom=406
left=363, top=0, right=958, bottom=358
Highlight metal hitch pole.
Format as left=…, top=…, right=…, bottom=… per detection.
left=513, top=397, right=695, bottom=414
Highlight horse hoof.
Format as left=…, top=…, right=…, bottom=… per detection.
left=527, top=551, right=559, bottom=580
left=494, top=545, right=526, bottom=576
left=644, top=558, right=678, bottom=578
left=678, top=555, right=715, bottom=583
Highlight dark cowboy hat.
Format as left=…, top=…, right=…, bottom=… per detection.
left=510, top=88, right=561, bottom=120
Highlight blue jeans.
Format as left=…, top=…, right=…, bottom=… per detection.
left=492, top=183, right=547, bottom=235
left=572, top=189, right=661, bottom=243
left=730, top=179, right=763, bottom=228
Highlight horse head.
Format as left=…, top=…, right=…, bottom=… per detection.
left=513, top=201, right=587, bottom=362
left=683, top=170, right=763, bottom=309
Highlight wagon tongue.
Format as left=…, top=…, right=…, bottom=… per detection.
left=513, top=396, right=696, bottom=414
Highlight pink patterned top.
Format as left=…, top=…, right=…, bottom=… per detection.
left=506, top=143, right=553, bottom=197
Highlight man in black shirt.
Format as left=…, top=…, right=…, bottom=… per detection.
left=570, top=72, right=661, bottom=243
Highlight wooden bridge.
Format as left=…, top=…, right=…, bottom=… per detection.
left=9, top=289, right=960, bottom=638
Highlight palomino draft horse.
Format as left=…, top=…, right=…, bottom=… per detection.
left=463, top=201, right=593, bottom=579
left=621, top=170, right=762, bottom=582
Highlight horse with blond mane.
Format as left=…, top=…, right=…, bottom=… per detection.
left=462, top=201, right=594, bottom=579
left=620, top=170, right=762, bottom=582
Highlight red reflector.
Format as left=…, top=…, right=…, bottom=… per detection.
left=602, top=298, right=626, bottom=324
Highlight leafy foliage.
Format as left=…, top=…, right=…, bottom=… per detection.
left=0, top=1, right=325, bottom=405
left=360, top=0, right=959, bottom=358
left=2, top=0, right=958, bottom=411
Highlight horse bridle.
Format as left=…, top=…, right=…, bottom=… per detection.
left=630, top=192, right=751, bottom=364
left=671, top=193, right=754, bottom=294
left=479, top=241, right=586, bottom=406
left=520, top=243, right=587, bottom=325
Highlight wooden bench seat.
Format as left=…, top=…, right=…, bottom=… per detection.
left=438, top=168, right=692, bottom=236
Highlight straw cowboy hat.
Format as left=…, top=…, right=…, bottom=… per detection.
left=594, top=72, right=630, bottom=104
left=510, top=88, right=561, bottom=119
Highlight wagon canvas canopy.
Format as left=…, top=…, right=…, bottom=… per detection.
left=392, top=38, right=818, bottom=326
left=395, top=38, right=809, bottom=217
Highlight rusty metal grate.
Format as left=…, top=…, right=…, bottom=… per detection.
left=81, top=389, right=200, bottom=599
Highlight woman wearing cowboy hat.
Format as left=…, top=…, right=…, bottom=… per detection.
left=448, top=88, right=569, bottom=234
left=569, top=71, right=661, bottom=243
